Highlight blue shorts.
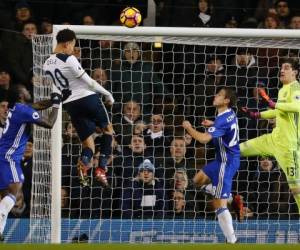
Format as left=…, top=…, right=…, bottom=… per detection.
left=0, top=159, right=24, bottom=190
left=202, top=157, right=240, bottom=199
left=64, top=94, right=110, bottom=141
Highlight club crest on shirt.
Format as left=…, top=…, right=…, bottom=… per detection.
left=208, top=127, right=216, bottom=133
left=295, top=95, right=300, bottom=101
left=32, top=112, right=40, bottom=119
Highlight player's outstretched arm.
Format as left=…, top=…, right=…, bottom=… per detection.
left=80, top=73, right=115, bottom=104
left=31, top=99, right=52, bottom=110
left=240, top=106, right=276, bottom=119
left=182, top=120, right=212, bottom=144
left=34, top=93, right=61, bottom=129
left=257, top=87, right=276, bottom=109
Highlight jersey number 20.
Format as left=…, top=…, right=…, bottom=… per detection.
left=45, top=69, right=69, bottom=91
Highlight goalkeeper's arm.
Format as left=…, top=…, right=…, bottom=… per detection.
left=260, top=109, right=277, bottom=119
left=275, top=101, right=300, bottom=113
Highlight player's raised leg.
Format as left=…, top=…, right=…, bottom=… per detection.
left=95, top=124, right=113, bottom=187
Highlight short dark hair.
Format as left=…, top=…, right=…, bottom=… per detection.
left=281, top=57, right=299, bottom=71
left=56, top=29, right=76, bottom=43
left=218, top=87, right=237, bottom=108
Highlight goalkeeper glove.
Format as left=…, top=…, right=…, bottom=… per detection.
left=240, top=107, right=261, bottom=119
left=257, top=87, right=276, bottom=109
left=50, top=92, right=62, bottom=108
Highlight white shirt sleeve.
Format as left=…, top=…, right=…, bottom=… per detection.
left=67, top=55, right=85, bottom=78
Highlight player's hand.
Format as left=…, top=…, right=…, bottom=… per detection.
left=201, top=119, right=214, bottom=127
left=50, top=92, right=62, bottom=108
left=105, top=94, right=115, bottom=106
left=61, top=89, right=72, bottom=102
left=182, top=120, right=192, bottom=130
left=257, top=87, right=276, bottom=109
left=240, top=107, right=261, bottom=119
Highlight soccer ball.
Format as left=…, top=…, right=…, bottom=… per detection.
left=120, top=7, right=142, bottom=28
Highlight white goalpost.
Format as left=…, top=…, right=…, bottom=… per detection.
left=28, top=25, right=300, bottom=244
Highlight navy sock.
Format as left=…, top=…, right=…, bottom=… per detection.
left=80, top=147, right=93, bottom=165
left=99, top=134, right=112, bottom=169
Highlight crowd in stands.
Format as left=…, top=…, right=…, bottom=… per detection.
left=0, top=0, right=300, bottom=221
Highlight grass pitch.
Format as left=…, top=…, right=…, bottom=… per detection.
left=1, top=244, right=299, bottom=250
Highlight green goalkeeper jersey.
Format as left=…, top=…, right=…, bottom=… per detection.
left=261, top=80, right=300, bottom=150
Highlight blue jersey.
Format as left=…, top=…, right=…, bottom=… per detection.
left=0, top=103, right=40, bottom=162
left=207, top=109, right=240, bottom=162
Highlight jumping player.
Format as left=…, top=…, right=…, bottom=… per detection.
left=43, top=29, right=114, bottom=187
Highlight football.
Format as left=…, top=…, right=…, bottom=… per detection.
left=120, top=7, right=142, bottom=28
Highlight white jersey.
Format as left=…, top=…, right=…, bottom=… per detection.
left=43, top=53, right=95, bottom=103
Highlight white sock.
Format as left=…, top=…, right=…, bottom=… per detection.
left=201, top=183, right=215, bottom=196
left=0, top=194, right=16, bottom=234
left=216, top=207, right=237, bottom=243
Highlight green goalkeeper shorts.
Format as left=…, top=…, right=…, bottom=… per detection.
left=240, top=133, right=300, bottom=188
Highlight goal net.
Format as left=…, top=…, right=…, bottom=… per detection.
left=29, top=26, right=300, bottom=243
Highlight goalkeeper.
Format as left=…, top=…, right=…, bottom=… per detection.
left=240, top=58, right=300, bottom=213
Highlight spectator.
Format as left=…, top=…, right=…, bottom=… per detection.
left=92, top=67, right=110, bottom=90
left=91, top=40, right=121, bottom=72
left=122, top=159, right=165, bottom=219
left=114, top=134, right=149, bottom=181
left=193, top=0, right=215, bottom=27
left=170, top=168, right=189, bottom=191
left=111, top=42, right=164, bottom=116
left=274, top=0, right=291, bottom=28
left=113, top=100, right=142, bottom=147
left=13, top=1, right=33, bottom=31
left=225, top=16, right=238, bottom=28
left=163, top=137, right=196, bottom=183
left=5, top=21, right=37, bottom=88
left=226, top=48, right=258, bottom=108
left=62, top=121, right=80, bottom=144
left=40, top=17, right=53, bottom=34
left=289, top=14, right=300, bottom=29
left=195, top=56, right=225, bottom=119
left=0, top=67, right=11, bottom=90
left=82, top=15, right=95, bottom=25
left=166, top=190, right=196, bottom=219
left=261, top=13, right=281, bottom=29
left=144, top=113, right=171, bottom=158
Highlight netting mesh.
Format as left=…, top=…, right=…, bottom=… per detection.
left=30, top=29, right=300, bottom=243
